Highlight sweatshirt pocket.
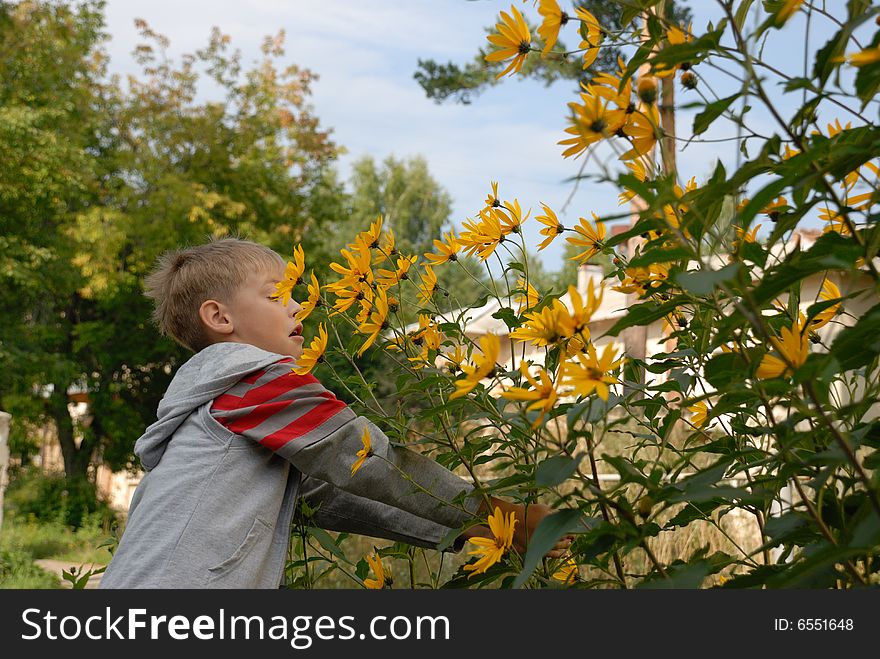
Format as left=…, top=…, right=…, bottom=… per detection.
left=206, top=517, right=273, bottom=587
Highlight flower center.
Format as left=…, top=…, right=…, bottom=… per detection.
left=589, top=118, right=607, bottom=134
left=586, top=367, right=604, bottom=380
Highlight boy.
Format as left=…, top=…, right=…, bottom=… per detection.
left=100, top=238, right=570, bottom=588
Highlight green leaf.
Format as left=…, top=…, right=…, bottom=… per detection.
left=751, top=232, right=862, bottom=308
left=693, top=93, right=739, bottom=136
left=650, top=27, right=725, bottom=70
left=605, top=299, right=680, bottom=337
left=512, top=509, right=584, bottom=589
left=675, top=263, right=741, bottom=295
left=734, top=0, right=756, bottom=32
left=535, top=454, right=584, bottom=487
left=627, top=246, right=691, bottom=268
left=665, top=500, right=725, bottom=529
left=854, top=31, right=880, bottom=106
left=307, top=527, right=350, bottom=564
left=491, top=306, right=522, bottom=331
left=812, top=11, right=878, bottom=86
left=602, top=455, right=650, bottom=486
left=829, top=301, right=880, bottom=371
left=704, top=352, right=743, bottom=389
left=637, top=559, right=712, bottom=588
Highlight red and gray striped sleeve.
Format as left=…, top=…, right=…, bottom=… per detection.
left=210, top=359, right=481, bottom=531
left=211, top=358, right=354, bottom=449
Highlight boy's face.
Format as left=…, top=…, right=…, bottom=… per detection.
left=221, top=265, right=305, bottom=359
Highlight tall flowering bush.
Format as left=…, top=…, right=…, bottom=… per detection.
left=284, top=0, right=880, bottom=589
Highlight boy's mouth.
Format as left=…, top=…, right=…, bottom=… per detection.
left=289, top=325, right=303, bottom=338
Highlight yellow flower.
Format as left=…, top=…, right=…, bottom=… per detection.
left=537, top=0, right=568, bottom=57
left=667, top=22, right=693, bottom=46
left=613, top=264, right=668, bottom=296
left=351, top=215, right=384, bottom=252
left=351, top=425, right=372, bottom=477
left=845, top=190, right=874, bottom=211
left=459, top=210, right=505, bottom=261
left=621, top=104, right=661, bottom=161
left=566, top=212, right=606, bottom=263
left=552, top=554, right=578, bottom=584
left=292, top=323, right=328, bottom=376
left=636, top=76, right=659, bottom=104
left=329, top=244, right=374, bottom=289
left=501, top=361, right=561, bottom=428
left=819, top=119, right=852, bottom=138
left=756, top=317, right=809, bottom=379
left=464, top=506, right=517, bottom=576
left=810, top=279, right=841, bottom=330
left=562, top=281, right=603, bottom=338
left=841, top=161, right=878, bottom=193
left=535, top=202, right=565, bottom=251
left=484, top=181, right=501, bottom=212
left=845, top=46, right=880, bottom=67
left=495, top=198, right=529, bottom=236
left=761, top=196, right=789, bottom=221
left=574, top=7, right=602, bottom=69
left=514, top=276, right=540, bottom=313
left=592, top=57, right=631, bottom=107
left=776, top=0, right=804, bottom=24
left=510, top=301, right=571, bottom=347
left=297, top=272, right=322, bottom=322
left=357, top=287, right=390, bottom=356
left=560, top=86, right=627, bottom=158
left=485, top=5, right=532, bottom=79
left=618, top=157, right=649, bottom=205
left=733, top=224, right=761, bottom=249
left=819, top=207, right=851, bottom=236
left=377, top=227, right=397, bottom=263
left=363, top=549, right=386, bottom=589
left=449, top=333, right=500, bottom=400
left=442, top=344, right=468, bottom=375
left=417, top=265, right=439, bottom=306
left=689, top=401, right=708, bottom=428
left=272, top=245, right=306, bottom=306
left=406, top=315, right=444, bottom=367
left=655, top=22, right=693, bottom=77
left=562, top=342, right=624, bottom=400
left=376, top=255, right=418, bottom=289
left=782, top=144, right=800, bottom=160
left=330, top=280, right=372, bottom=315
left=424, top=230, right=461, bottom=266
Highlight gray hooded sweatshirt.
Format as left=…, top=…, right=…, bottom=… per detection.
left=100, top=342, right=481, bottom=588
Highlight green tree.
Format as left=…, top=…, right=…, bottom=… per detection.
left=344, top=155, right=453, bottom=258
left=0, top=1, right=342, bottom=480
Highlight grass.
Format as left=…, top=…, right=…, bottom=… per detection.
left=0, top=549, right=61, bottom=589
left=0, top=511, right=118, bottom=588
left=0, top=511, right=117, bottom=563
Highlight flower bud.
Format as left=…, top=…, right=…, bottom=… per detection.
left=636, top=76, right=659, bottom=105
left=680, top=70, right=697, bottom=89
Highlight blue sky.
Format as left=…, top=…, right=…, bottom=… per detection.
left=101, top=1, right=875, bottom=272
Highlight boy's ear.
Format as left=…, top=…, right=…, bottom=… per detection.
left=199, top=299, right=234, bottom=336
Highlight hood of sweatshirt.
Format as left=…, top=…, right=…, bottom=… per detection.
left=135, top=342, right=285, bottom=471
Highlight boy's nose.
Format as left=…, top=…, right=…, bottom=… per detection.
left=287, top=300, right=303, bottom=316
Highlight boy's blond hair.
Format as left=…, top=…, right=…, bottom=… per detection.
left=144, top=237, right=285, bottom=352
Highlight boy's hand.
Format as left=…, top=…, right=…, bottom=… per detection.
left=469, top=497, right=574, bottom=558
